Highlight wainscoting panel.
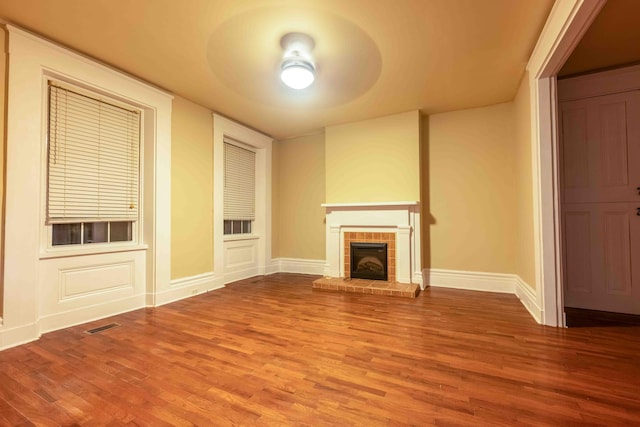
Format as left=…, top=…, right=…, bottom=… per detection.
left=225, top=239, right=257, bottom=269
left=38, top=250, right=146, bottom=334
left=223, top=238, right=260, bottom=284
left=60, top=262, right=133, bottom=300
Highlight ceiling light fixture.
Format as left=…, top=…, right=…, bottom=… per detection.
left=280, top=32, right=316, bottom=90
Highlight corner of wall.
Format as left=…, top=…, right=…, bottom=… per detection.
left=514, top=276, right=543, bottom=324
left=423, top=267, right=543, bottom=325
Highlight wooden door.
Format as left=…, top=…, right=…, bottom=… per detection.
left=560, top=91, right=640, bottom=314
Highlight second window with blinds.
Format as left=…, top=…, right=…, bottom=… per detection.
left=47, top=82, right=140, bottom=246
left=223, top=140, right=256, bottom=236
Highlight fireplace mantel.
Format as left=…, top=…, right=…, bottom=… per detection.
left=321, top=201, right=419, bottom=209
left=321, top=201, right=423, bottom=288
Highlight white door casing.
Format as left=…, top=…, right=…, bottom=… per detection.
left=525, top=0, right=607, bottom=326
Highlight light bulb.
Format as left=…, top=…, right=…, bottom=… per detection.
left=280, top=60, right=315, bottom=90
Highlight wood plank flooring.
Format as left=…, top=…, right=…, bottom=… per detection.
left=1, top=273, right=639, bottom=426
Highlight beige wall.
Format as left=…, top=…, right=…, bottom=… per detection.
left=425, top=103, right=517, bottom=274
left=275, top=133, right=326, bottom=260
left=171, top=96, right=214, bottom=279
left=325, top=111, right=421, bottom=203
left=514, top=72, right=536, bottom=288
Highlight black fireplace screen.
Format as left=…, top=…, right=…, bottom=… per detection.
left=350, top=242, right=388, bottom=281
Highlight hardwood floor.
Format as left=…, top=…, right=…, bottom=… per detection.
left=1, top=273, right=639, bottom=426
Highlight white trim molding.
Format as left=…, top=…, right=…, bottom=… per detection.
left=515, top=277, right=543, bottom=324
left=266, top=259, right=281, bottom=275
left=39, top=295, right=145, bottom=334
left=224, top=267, right=261, bottom=285
left=425, top=268, right=515, bottom=294
left=0, top=322, right=39, bottom=351
left=152, top=272, right=224, bottom=306
left=526, top=0, right=606, bottom=326
left=272, top=258, right=326, bottom=275
left=423, top=268, right=542, bottom=323
left=321, top=201, right=419, bottom=208
left=1, top=25, right=172, bottom=351
left=154, top=258, right=325, bottom=309
left=212, top=114, right=273, bottom=286
left=322, top=202, right=422, bottom=288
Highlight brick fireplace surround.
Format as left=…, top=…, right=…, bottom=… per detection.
left=344, top=231, right=396, bottom=282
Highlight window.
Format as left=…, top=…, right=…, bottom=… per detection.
left=223, top=140, right=255, bottom=235
left=47, top=82, right=140, bottom=246
left=223, top=219, right=252, bottom=235
left=52, top=222, right=133, bottom=245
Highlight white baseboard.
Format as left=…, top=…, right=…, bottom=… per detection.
left=0, top=322, right=40, bottom=351
left=155, top=272, right=224, bottom=306
left=412, top=270, right=424, bottom=289
left=425, top=268, right=516, bottom=293
left=38, top=294, right=146, bottom=334
left=423, top=268, right=543, bottom=324
left=274, top=257, right=419, bottom=283
left=161, top=259, right=324, bottom=305
left=515, top=276, right=542, bottom=323
left=274, top=258, right=325, bottom=275
left=265, top=259, right=280, bottom=275
left=224, top=266, right=261, bottom=285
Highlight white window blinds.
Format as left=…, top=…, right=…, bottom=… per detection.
left=47, top=83, right=140, bottom=223
left=223, top=140, right=255, bottom=221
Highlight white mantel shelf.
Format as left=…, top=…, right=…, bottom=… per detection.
left=321, top=201, right=419, bottom=208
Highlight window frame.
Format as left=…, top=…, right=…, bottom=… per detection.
left=40, top=76, right=147, bottom=258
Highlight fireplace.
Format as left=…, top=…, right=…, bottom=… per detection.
left=350, top=242, right=388, bottom=281
left=322, top=201, right=422, bottom=288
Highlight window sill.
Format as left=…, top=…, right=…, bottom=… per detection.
left=39, top=243, right=148, bottom=260
left=223, top=234, right=260, bottom=242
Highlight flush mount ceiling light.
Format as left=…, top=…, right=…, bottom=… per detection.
left=280, top=32, right=316, bottom=90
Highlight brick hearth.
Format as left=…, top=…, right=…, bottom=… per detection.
left=312, top=277, right=419, bottom=298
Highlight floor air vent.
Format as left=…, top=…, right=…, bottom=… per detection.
left=85, top=323, right=120, bottom=335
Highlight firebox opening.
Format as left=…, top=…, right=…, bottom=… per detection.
left=350, top=242, right=388, bottom=281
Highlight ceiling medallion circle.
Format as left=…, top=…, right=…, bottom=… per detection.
left=206, top=6, right=382, bottom=109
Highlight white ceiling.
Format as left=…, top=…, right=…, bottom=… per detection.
left=0, top=0, right=553, bottom=139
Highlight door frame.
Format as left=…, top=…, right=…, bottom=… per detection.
left=528, top=0, right=606, bottom=326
